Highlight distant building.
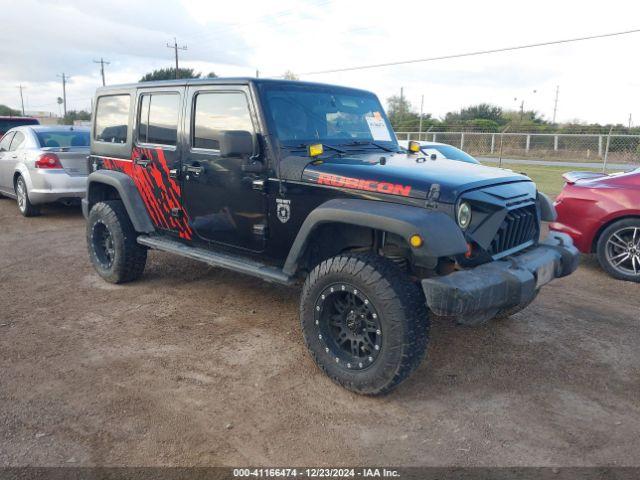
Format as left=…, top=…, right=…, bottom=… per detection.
left=25, top=111, right=60, bottom=126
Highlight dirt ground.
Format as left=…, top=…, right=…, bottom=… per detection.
left=1, top=198, right=639, bottom=467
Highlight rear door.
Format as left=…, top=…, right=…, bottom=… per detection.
left=3, top=131, right=26, bottom=186
left=131, top=87, right=192, bottom=238
left=181, top=84, right=267, bottom=252
left=0, top=131, right=16, bottom=190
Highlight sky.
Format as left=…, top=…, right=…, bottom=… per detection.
left=0, top=0, right=638, bottom=125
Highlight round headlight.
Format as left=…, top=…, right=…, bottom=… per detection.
left=457, top=202, right=472, bottom=230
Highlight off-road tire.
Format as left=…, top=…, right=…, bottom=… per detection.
left=15, top=175, right=40, bottom=217
left=300, top=253, right=429, bottom=395
left=87, top=200, right=147, bottom=284
left=596, top=218, right=640, bottom=283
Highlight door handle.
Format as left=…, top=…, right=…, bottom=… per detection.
left=134, top=156, right=151, bottom=168
left=185, top=165, right=204, bottom=176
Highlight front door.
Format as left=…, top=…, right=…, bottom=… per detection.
left=181, top=85, right=267, bottom=252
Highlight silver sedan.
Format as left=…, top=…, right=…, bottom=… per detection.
left=0, top=125, right=90, bottom=216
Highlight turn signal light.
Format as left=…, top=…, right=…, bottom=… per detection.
left=308, top=144, right=324, bottom=157
left=409, top=234, right=424, bottom=248
left=35, top=153, right=63, bottom=169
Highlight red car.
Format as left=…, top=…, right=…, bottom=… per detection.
left=550, top=169, right=640, bottom=282
left=0, top=116, right=39, bottom=136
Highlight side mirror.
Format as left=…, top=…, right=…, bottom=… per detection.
left=219, top=130, right=254, bottom=158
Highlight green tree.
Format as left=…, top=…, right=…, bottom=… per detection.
left=0, top=104, right=22, bottom=116
left=445, top=103, right=504, bottom=125
left=204, top=71, right=218, bottom=78
left=283, top=70, right=299, bottom=80
left=387, top=95, right=416, bottom=130
left=140, top=67, right=202, bottom=82
left=60, top=110, right=91, bottom=125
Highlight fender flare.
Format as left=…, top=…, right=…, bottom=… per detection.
left=282, top=198, right=468, bottom=275
left=537, top=191, right=557, bottom=222
left=84, top=170, right=155, bottom=233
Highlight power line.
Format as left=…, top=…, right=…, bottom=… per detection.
left=93, top=58, right=110, bottom=86
left=291, top=27, right=640, bottom=77
left=166, top=38, right=187, bottom=79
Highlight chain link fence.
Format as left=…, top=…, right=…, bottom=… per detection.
left=396, top=127, right=640, bottom=167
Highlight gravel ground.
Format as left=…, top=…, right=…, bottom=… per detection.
left=0, top=199, right=639, bottom=467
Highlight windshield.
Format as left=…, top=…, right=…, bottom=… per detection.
left=422, top=144, right=478, bottom=164
left=36, top=130, right=90, bottom=148
left=260, top=83, right=397, bottom=147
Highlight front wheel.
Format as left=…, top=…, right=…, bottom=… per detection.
left=300, top=253, right=430, bottom=395
left=596, top=219, right=640, bottom=283
left=87, top=200, right=147, bottom=284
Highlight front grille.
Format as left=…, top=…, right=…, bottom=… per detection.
left=489, top=204, right=538, bottom=257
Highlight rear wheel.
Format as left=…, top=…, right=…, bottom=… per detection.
left=596, top=218, right=640, bottom=283
left=300, top=253, right=429, bottom=395
left=15, top=175, right=40, bottom=217
left=87, top=200, right=147, bottom=284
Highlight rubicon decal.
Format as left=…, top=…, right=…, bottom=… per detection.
left=316, top=173, right=412, bottom=197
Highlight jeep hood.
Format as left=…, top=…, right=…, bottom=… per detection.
left=299, top=152, right=533, bottom=203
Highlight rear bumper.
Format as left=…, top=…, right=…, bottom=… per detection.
left=421, top=232, right=579, bottom=318
left=28, top=170, right=87, bottom=204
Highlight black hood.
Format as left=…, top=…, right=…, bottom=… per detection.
left=298, top=152, right=533, bottom=204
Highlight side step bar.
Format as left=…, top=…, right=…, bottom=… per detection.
left=137, top=235, right=294, bottom=286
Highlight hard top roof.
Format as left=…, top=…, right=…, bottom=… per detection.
left=95, top=77, right=374, bottom=96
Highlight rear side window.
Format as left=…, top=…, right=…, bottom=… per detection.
left=0, top=132, right=14, bottom=151
left=36, top=130, right=90, bottom=148
left=193, top=92, right=253, bottom=150
left=138, top=93, right=180, bottom=146
left=95, top=95, right=130, bottom=144
left=9, top=132, right=25, bottom=150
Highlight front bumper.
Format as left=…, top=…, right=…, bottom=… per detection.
left=421, top=231, right=579, bottom=318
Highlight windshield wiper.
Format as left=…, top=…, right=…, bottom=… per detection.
left=339, top=140, right=396, bottom=153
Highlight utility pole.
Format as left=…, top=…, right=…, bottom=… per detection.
left=399, top=87, right=404, bottom=130
left=552, top=85, right=559, bottom=124
left=255, top=69, right=260, bottom=78
left=418, top=94, right=424, bottom=137
left=57, top=73, right=68, bottom=117
left=93, top=58, right=110, bottom=86
left=166, top=38, right=187, bottom=79
left=17, top=84, right=25, bottom=116
left=628, top=113, right=633, bottom=129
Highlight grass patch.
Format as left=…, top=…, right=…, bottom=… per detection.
left=483, top=162, right=598, bottom=196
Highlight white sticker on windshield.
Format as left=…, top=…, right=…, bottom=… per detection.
left=365, top=112, right=392, bottom=142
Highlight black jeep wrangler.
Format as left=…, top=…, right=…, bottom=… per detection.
left=83, top=78, right=579, bottom=395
